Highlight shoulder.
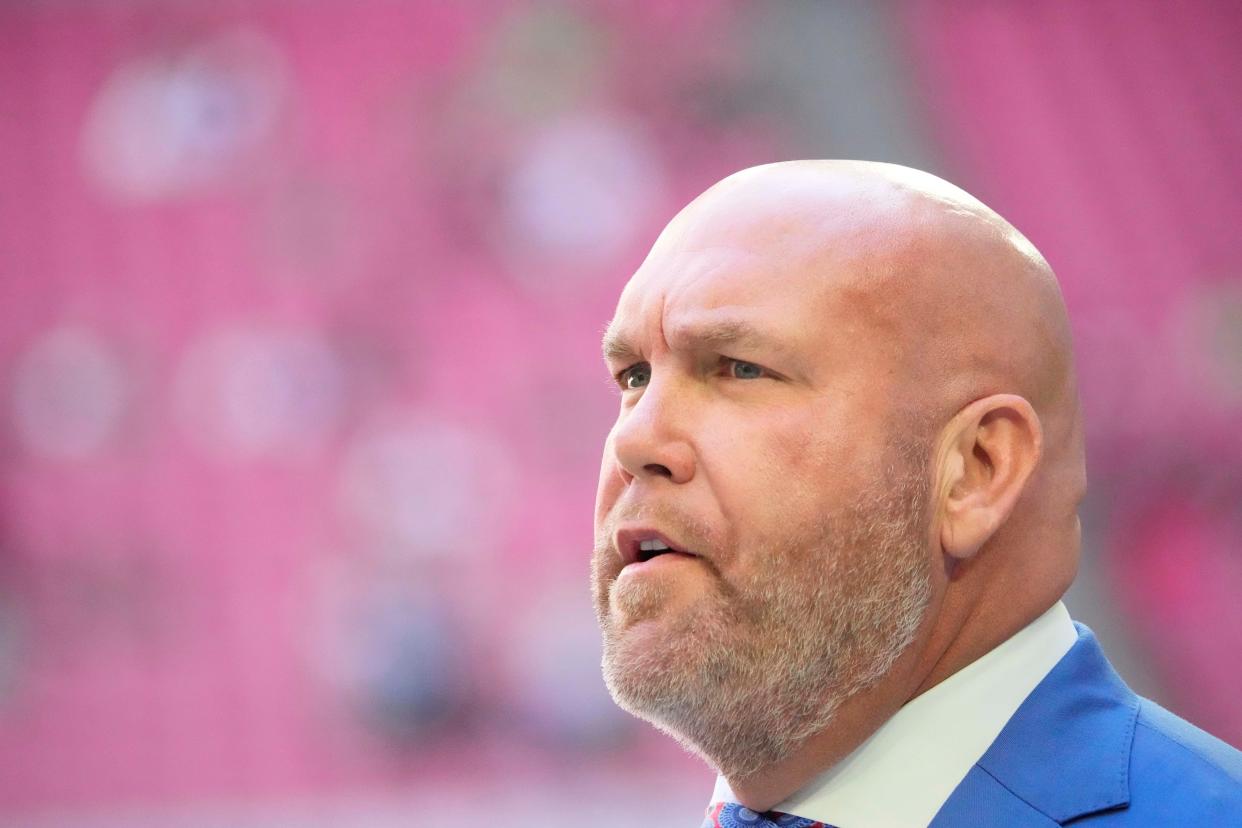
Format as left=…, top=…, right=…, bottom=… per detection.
left=1124, top=697, right=1242, bottom=819
left=951, top=622, right=1242, bottom=826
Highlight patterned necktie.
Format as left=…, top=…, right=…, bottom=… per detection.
left=701, top=801, right=837, bottom=828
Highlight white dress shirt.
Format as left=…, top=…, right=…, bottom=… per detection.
left=709, top=601, right=1078, bottom=828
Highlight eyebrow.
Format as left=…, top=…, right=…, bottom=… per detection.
left=601, top=323, right=640, bottom=363
left=601, top=317, right=792, bottom=364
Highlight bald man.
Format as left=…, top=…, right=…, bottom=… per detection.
left=591, top=161, right=1242, bottom=827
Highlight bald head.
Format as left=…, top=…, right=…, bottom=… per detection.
left=612, top=159, right=1084, bottom=646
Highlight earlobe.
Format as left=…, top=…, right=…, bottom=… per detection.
left=936, top=394, right=1043, bottom=561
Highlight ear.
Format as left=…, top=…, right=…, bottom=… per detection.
left=936, top=394, right=1043, bottom=561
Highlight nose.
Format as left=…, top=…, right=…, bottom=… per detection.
left=609, top=378, right=696, bottom=485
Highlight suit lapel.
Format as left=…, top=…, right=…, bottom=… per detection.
left=933, top=625, right=1139, bottom=825
left=930, top=764, right=1059, bottom=826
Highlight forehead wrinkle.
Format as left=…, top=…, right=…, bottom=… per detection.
left=604, top=243, right=806, bottom=369
left=664, top=315, right=795, bottom=359
left=601, top=314, right=797, bottom=368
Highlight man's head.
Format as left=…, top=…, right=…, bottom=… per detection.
left=591, top=161, right=1086, bottom=786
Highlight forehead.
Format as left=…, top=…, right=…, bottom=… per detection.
left=619, top=245, right=785, bottom=316
left=609, top=215, right=884, bottom=356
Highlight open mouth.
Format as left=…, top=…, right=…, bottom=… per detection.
left=636, top=538, right=678, bottom=563
left=618, top=529, right=698, bottom=567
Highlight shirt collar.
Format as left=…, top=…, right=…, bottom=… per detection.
left=709, top=601, right=1078, bottom=828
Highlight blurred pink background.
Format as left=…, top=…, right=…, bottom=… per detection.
left=0, top=1, right=1239, bottom=825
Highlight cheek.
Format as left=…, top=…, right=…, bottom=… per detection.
left=757, top=408, right=848, bottom=488
left=706, top=410, right=830, bottom=524
left=708, top=407, right=871, bottom=546
left=594, top=431, right=623, bottom=528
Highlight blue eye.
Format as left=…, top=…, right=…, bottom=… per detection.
left=730, top=360, right=765, bottom=380
left=620, top=362, right=651, bottom=389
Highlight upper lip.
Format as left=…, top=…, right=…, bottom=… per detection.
left=614, top=526, right=697, bottom=566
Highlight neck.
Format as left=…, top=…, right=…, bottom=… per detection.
left=724, top=628, right=931, bottom=811
left=725, top=588, right=1055, bottom=812
left=724, top=692, right=901, bottom=810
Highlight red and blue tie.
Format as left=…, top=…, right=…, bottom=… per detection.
left=702, top=801, right=837, bottom=827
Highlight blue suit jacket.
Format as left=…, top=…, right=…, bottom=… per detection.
left=930, top=624, right=1242, bottom=826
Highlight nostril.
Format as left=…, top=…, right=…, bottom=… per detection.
left=644, top=463, right=673, bottom=478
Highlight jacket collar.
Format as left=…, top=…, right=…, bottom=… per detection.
left=974, top=623, right=1140, bottom=823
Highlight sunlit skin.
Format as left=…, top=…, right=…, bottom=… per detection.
left=591, top=160, right=1086, bottom=811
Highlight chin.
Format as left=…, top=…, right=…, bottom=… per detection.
left=606, top=652, right=834, bottom=782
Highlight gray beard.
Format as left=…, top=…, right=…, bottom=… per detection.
left=594, top=454, right=933, bottom=781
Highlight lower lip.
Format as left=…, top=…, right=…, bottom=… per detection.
left=619, top=552, right=699, bottom=576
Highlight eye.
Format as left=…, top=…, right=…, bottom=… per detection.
left=618, top=362, right=651, bottom=390
left=727, top=359, right=767, bottom=380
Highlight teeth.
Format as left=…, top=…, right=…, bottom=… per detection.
left=639, top=539, right=671, bottom=552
